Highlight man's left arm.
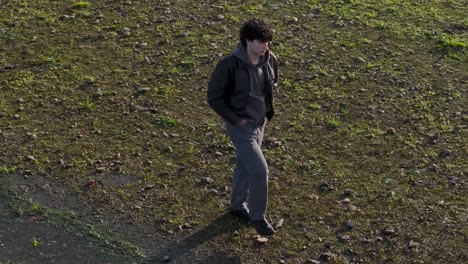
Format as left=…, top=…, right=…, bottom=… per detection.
left=270, top=53, right=279, bottom=96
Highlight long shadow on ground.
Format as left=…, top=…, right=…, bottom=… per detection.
left=146, top=213, right=245, bottom=264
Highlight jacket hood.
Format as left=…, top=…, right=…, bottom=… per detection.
left=232, top=42, right=270, bottom=67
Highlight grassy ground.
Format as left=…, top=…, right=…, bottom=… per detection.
left=0, top=0, right=467, bottom=263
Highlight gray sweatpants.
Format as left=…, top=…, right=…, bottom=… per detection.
left=225, top=120, right=269, bottom=220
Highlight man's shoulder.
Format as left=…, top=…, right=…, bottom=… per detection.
left=217, top=54, right=239, bottom=66
left=268, top=52, right=277, bottom=64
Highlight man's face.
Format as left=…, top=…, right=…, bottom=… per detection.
left=246, top=39, right=269, bottom=57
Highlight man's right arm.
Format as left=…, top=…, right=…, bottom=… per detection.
left=207, top=58, right=242, bottom=125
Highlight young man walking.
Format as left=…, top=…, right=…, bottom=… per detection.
left=207, top=18, right=279, bottom=236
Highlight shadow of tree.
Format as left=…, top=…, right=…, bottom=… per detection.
left=145, top=213, right=247, bottom=263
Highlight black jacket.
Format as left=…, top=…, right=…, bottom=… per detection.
left=207, top=51, right=278, bottom=125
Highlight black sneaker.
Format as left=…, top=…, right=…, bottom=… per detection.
left=250, top=219, right=275, bottom=236
left=229, top=208, right=249, bottom=219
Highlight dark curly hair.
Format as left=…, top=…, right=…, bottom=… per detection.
left=240, top=18, right=273, bottom=46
